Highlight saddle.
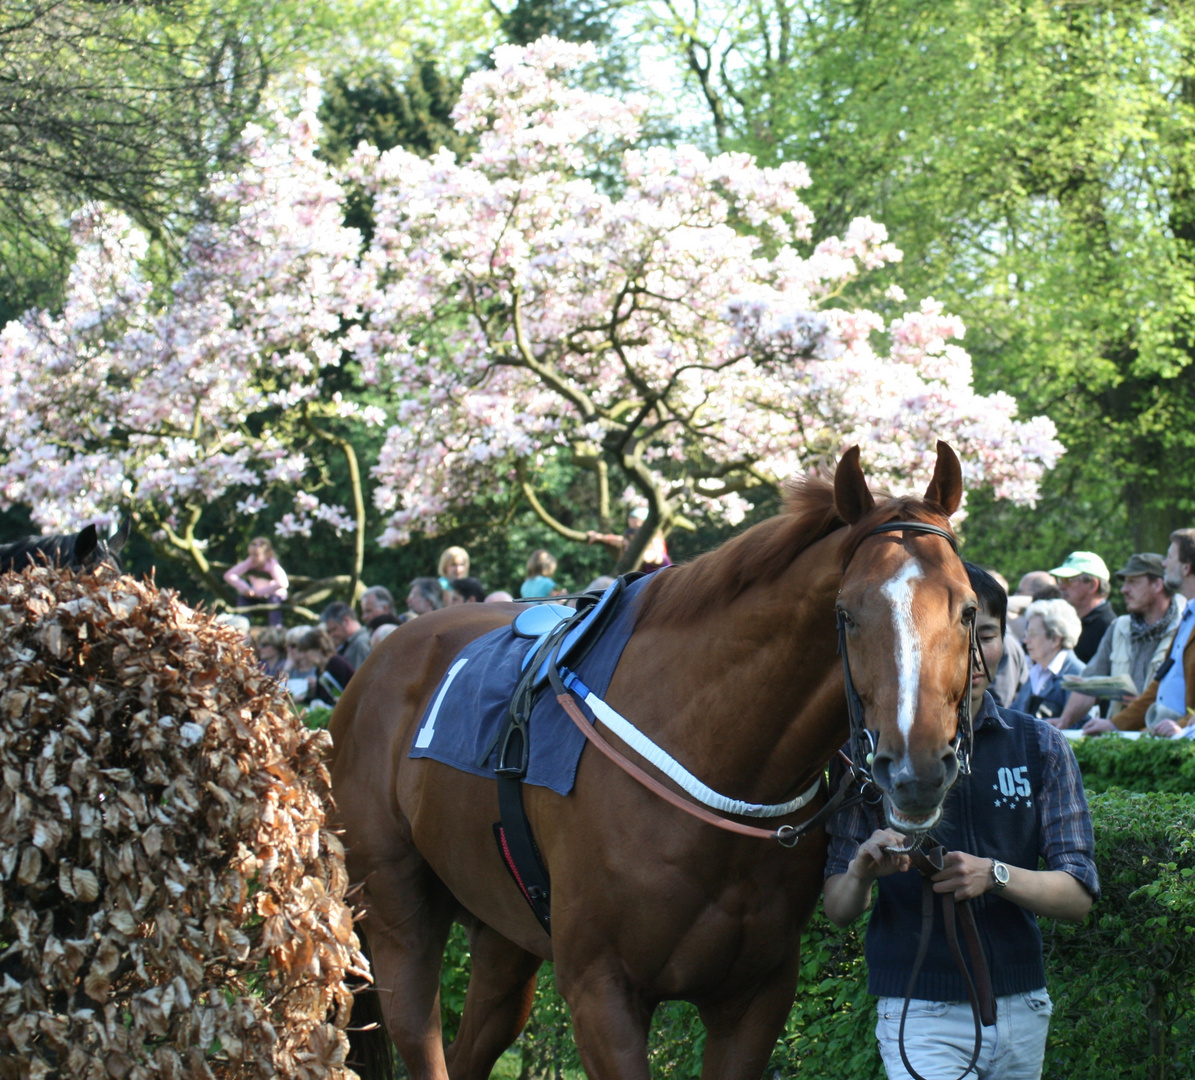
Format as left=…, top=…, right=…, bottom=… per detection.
left=491, top=575, right=642, bottom=934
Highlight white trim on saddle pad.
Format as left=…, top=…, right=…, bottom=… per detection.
left=561, top=670, right=822, bottom=819
left=415, top=656, right=470, bottom=749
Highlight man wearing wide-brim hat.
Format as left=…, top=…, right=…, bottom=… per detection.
left=1048, top=551, right=1115, bottom=663
left=1059, top=552, right=1184, bottom=732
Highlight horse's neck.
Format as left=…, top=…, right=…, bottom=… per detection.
left=621, top=553, right=847, bottom=804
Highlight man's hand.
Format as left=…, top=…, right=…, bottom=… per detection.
left=1154, top=718, right=1183, bottom=738
left=850, top=828, right=913, bottom=880
left=931, top=851, right=996, bottom=901
left=1082, top=716, right=1116, bottom=735
left=823, top=828, right=912, bottom=926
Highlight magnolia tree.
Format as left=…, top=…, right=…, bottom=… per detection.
left=354, top=38, right=1063, bottom=566
left=0, top=87, right=379, bottom=597
left=0, top=38, right=1062, bottom=586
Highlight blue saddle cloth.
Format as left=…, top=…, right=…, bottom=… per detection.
left=408, top=576, right=651, bottom=795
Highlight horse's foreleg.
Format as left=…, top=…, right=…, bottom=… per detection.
left=444, top=921, right=541, bottom=1080
left=559, top=963, right=655, bottom=1080
left=695, top=956, right=800, bottom=1080
left=361, top=853, right=458, bottom=1080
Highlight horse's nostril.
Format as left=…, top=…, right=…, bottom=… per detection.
left=870, top=753, right=894, bottom=790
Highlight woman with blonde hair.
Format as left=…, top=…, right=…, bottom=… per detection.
left=437, top=546, right=470, bottom=591
left=520, top=549, right=558, bottom=599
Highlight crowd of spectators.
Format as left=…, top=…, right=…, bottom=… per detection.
left=987, top=530, right=1195, bottom=739
left=227, top=521, right=1195, bottom=739
left=230, top=537, right=631, bottom=710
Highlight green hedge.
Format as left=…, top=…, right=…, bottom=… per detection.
left=430, top=787, right=1195, bottom=1079
left=1070, top=736, right=1195, bottom=794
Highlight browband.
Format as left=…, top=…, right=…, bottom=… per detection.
left=866, top=520, right=959, bottom=555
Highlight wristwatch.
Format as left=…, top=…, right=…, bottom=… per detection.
left=990, top=859, right=1010, bottom=890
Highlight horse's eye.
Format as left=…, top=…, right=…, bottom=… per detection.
left=962, top=605, right=978, bottom=625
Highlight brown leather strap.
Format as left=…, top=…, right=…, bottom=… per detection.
left=897, top=846, right=997, bottom=1080
left=556, top=692, right=845, bottom=843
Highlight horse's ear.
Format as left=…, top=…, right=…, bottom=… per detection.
left=923, top=440, right=963, bottom=516
left=834, top=446, right=876, bottom=525
left=74, top=524, right=99, bottom=563
left=109, top=516, right=132, bottom=554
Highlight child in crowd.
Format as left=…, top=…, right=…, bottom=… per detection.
left=224, top=537, right=289, bottom=626
left=437, top=546, right=470, bottom=591
left=520, top=549, right=558, bottom=599
left=255, top=626, right=287, bottom=678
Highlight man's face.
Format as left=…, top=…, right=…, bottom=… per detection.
left=971, top=607, right=1004, bottom=711
left=360, top=594, right=388, bottom=623
left=407, top=587, right=433, bottom=615
left=1057, top=574, right=1096, bottom=610
left=324, top=618, right=348, bottom=646
left=1163, top=542, right=1188, bottom=592
left=1120, top=574, right=1160, bottom=616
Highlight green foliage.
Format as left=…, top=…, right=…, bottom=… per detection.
left=1071, top=737, right=1195, bottom=795
left=650, top=0, right=1195, bottom=569
left=319, top=61, right=471, bottom=166
left=1045, top=790, right=1195, bottom=1078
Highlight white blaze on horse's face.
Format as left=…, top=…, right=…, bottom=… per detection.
left=881, top=559, right=924, bottom=742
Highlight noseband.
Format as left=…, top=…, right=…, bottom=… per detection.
left=836, top=520, right=981, bottom=792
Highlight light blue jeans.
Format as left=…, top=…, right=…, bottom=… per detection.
left=875, top=989, right=1053, bottom=1079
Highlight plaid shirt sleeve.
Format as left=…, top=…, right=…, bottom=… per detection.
left=1035, top=721, right=1101, bottom=900
left=824, top=765, right=885, bottom=879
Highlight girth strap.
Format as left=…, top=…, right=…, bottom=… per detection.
left=494, top=777, right=552, bottom=935
left=898, top=845, right=996, bottom=1080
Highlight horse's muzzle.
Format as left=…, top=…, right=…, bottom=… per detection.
left=870, top=747, right=959, bottom=833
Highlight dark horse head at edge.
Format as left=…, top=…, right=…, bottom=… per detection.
left=0, top=518, right=132, bottom=574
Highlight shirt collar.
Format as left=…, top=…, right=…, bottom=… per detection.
left=1036, top=649, right=1069, bottom=676
left=974, top=690, right=1011, bottom=731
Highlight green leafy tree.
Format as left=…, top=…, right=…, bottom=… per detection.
left=645, top=0, right=1195, bottom=570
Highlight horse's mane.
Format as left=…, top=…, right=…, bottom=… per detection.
left=0, top=535, right=80, bottom=570
left=0, top=525, right=120, bottom=573
left=635, top=470, right=956, bottom=629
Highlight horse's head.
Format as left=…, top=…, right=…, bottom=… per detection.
left=72, top=517, right=131, bottom=571
left=833, top=442, right=975, bottom=834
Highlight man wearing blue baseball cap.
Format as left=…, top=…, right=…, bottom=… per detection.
left=1049, top=551, right=1115, bottom=663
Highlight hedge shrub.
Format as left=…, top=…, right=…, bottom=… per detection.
left=1070, top=736, right=1195, bottom=795
left=0, top=567, right=365, bottom=1080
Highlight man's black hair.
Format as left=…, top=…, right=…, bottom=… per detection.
left=450, top=576, right=487, bottom=603
left=321, top=600, right=355, bottom=625
left=963, top=561, right=1007, bottom=637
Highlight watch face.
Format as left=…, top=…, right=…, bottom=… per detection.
left=994, top=861, right=1010, bottom=886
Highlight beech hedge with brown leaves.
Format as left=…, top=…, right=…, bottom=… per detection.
left=0, top=567, right=366, bottom=1079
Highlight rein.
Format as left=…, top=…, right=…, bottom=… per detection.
left=899, top=847, right=997, bottom=1080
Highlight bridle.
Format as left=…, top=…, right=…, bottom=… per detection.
left=836, top=519, right=984, bottom=794
left=837, top=519, right=997, bottom=1080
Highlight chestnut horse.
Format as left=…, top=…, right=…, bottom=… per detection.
left=330, top=442, right=977, bottom=1080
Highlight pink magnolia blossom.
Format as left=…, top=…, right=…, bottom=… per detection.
left=353, top=39, right=1062, bottom=543
left=0, top=86, right=367, bottom=550
left=0, top=38, right=1063, bottom=565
